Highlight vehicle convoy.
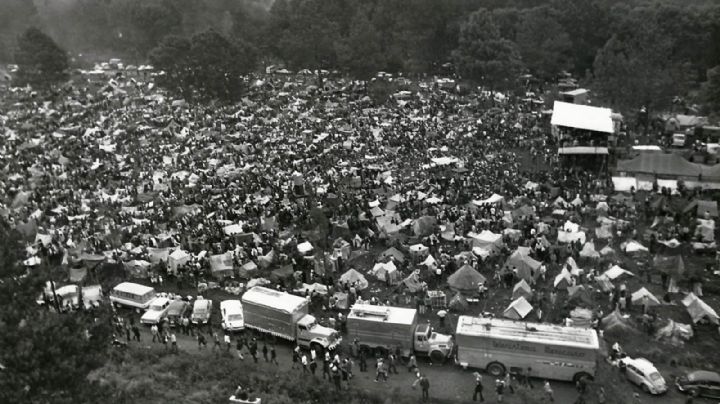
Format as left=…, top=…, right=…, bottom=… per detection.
left=346, top=304, right=454, bottom=362
left=241, top=286, right=340, bottom=351
left=455, top=316, right=599, bottom=382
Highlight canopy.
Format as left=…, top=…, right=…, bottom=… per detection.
left=554, top=268, right=573, bottom=289
left=623, top=240, right=648, bottom=253
left=503, top=296, right=533, bottom=320
left=402, top=272, right=424, bottom=293
left=380, top=247, right=405, bottom=263
left=567, top=285, right=593, bottom=307
left=579, top=242, right=600, bottom=258
left=653, top=255, right=686, bottom=278
left=340, top=268, right=369, bottom=290
left=551, top=101, right=613, bottom=133
left=370, top=261, right=398, bottom=282
left=602, top=265, right=633, bottom=281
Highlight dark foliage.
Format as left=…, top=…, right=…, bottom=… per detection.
left=13, top=27, right=69, bottom=89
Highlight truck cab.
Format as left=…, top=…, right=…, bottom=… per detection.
left=297, top=315, right=341, bottom=351
left=414, top=323, right=454, bottom=362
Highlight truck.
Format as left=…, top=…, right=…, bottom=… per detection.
left=455, top=316, right=599, bottom=382
left=346, top=304, right=454, bottom=363
left=241, top=286, right=340, bottom=351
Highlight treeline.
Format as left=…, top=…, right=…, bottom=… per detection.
left=3, top=0, right=720, bottom=113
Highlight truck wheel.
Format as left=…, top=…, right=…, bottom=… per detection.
left=487, top=362, right=506, bottom=377
left=573, top=372, right=593, bottom=384
left=430, top=350, right=446, bottom=364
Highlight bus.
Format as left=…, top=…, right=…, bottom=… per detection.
left=109, top=282, right=156, bottom=310
left=455, top=316, right=599, bottom=383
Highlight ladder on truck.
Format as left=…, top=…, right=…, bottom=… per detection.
left=352, top=305, right=390, bottom=320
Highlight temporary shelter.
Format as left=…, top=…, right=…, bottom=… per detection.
left=567, top=285, right=593, bottom=307
left=503, top=296, right=533, bottom=320
left=381, top=247, right=406, bottom=263
left=340, top=268, right=369, bottom=290
left=630, top=287, right=661, bottom=306
left=602, top=265, right=633, bottom=281
left=504, top=248, right=541, bottom=282
left=168, top=249, right=190, bottom=274
left=512, top=279, right=533, bottom=300
left=370, top=261, right=399, bottom=283
left=682, top=293, right=719, bottom=325
left=448, top=293, right=469, bottom=312
left=447, top=264, right=486, bottom=293
left=554, top=268, right=573, bottom=289
left=579, top=242, right=600, bottom=259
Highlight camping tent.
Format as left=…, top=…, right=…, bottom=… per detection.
left=448, top=293, right=469, bottom=311
left=512, top=279, right=533, bottom=300
left=168, top=249, right=190, bottom=274
left=504, top=248, right=541, bottom=282
left=413, top=216, right=437, bottom=236
left=579, top=242, right=600, bottom=259
left=602, top=265, right=633, bottom=281
left=554, top=268, right=573, bottom=289
left=567, top=285, right=593, bottom=307
left=623, top=240, right=648, bottom=253
left=124, top=259, right=150, bottom=278
left=682, top=293, right=719, bottom=325
left=503, top=296, right=533, bottom=320
left=409, top=243, right=430, bottom=259
left=381, top=247, right=405, bottom=263
left=403, top=271, right=424, bottom=293
left=600, top=310, right=636, bottom=336
left=209, top=252, right=234, bottom=278
left=630, top=287, right=661, bottom=306
left=447, top=264, right=487, bottom=293
left=655, top=320, right=693, bottom=346
left=340, top=268, right=369, bottom=290
left=370, top=261, right=399, bottom=283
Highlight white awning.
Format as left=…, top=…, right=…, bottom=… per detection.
left=558, top=147, right=609, bottom=155
left=551, top=101, right=614, bottom=133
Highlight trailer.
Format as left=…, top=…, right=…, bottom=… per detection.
left=455, top=316, right=599, bottom=382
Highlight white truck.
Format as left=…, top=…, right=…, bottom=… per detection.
left=346, top=304, right=454, bottom=362
left=241, top=286, right=340, bottom=351
left=455, top=316, right=599, bottom=382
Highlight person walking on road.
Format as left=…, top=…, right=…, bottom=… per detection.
left=292, top=346, right=300, bottom=370
left=472, top=373, right=484, bottom=402
left=236, top=339, right=245, bottom=360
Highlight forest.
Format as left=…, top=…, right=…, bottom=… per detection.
left=2, top=0, right=720, bottom=115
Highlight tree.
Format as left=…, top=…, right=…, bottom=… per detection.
left=703, top=65, right=720, bottom=114
left=515, top=7, right=571, bottom=79
left=335, top=8, right=385, bottom=79
left=592, top=18, right=689, bottom=113
left=150, top=30, right=256, bottom=101
left=13, top=27, right=69, bottom=89
left=550, top=0, right=612, bottom=76
left=452, top=9, right=523, bottom=89
left=0, top=219, right=113, bottom=404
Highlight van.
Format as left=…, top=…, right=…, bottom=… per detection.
left=672, top=133, right=686, bottom=147
left=191, top=298, right=213, bottom=325
left=221, top=300, right=245, bottom=331
left=109, top=282, right=156, bottom=310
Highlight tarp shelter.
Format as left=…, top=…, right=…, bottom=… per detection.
left=595, top=276, right=614, bottom=293
left=683, top=199, right=718, bottom=218
left=168, top=249, right=190, bottom=274
left=68, top=266, right=87, bottom=283
left=340, top=268, right=369, bottom=290
left=695, top=219, right=715, bottom=242
left=403, top=271, right=424, bottom=293
left=271, top=264, right=293, bottom=279
left=332, top=238, right=351, bottom=260
left=653, top=255, right=686, bottom=279
left=147, top=247, right=171, bottom=264
left=682, top=293, right=719, bottom=325
left=616, top=153, right=704, bottom=177
left=631, top=287, right=661, bottom=306
left=602, top=265, right=633, bottom=281
left=599, top=245, right=615, bottom=257
left=567, top=285, right=593, bottom=307
left=448, top=293, right=469, bottom=311
left=579, top=242, right=600, bottom=259
left=595, top=225, right=613, bottom=240
left=209, top=252, right=234, bottom=278
left=409, top=243, right=430, bottom=259
left=569, top=307, right=593, bottom=328
left=623, top=240, right=648, bottom=253
left=473, top=193, right=504, bottom=206
left=422, top=254, right=436, bottom=267
left=258, top=250, right=275, bottom=269
left=380, top=247, right=405, bottom=263
left=469, top=230, right=503, bottom=252
left=124, top=259, right=150, bottom=278
left=370, top=261, right=398, bottom=283
left=554, top=268, right=573, bottom=289
left=504, top=248, right=541, bottom=282
left=447, top=264, right=486, bottom=293
left=558, top=230, right=586, bottom=244
left=503, top=296, right=533, bottom=320
left=600, top=310, right=636, bottom=336
left=512, top=279, right=533, bottom=300
left=655, top=320, right=693, bottom=346
left=413, top=216, right=437, bottom=236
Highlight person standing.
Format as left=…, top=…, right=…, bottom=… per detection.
left=132, top=324, right=141, bottom=341
left=504, top=371, right=515, bottom=394
left=473, top=373, right=484, bottom=402
left=262, top=342, right=268, bottom=362
left=374, top=359, right=386, bottom=382
left=270, top=345, right=278, bottom=365
left=359, top=348, right=367, bottom=372
left=309, top=356, right=317, bottom=376
left=388, top=353, right=398, bottom=374
left=292, top=346, right=300, bottom=369
left=322, top=357, right=331, bottom=380
left=495, top=379, right=505, bottom=402
left=419, top=374, right=430, bottom=402
left=197, top=332, right=207, bottom=350
left=170, top=332, right=178, bottom=354
left=596, top=387, right=606, bottom=404
left=543, top=380, right=554, bottom=402
left=224, top=333, right=232, bottom=352
left=236, top=339, right=245, bottom=360
left=212, top=331, right=221, bottom=354
left=407, top=354, right=417, bottom=373
left=301, top=353, right=309, bottom=373
left=151, top=324, right=160, bottom=343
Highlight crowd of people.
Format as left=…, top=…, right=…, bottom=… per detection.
left=3, top=63, right=718, bottom=403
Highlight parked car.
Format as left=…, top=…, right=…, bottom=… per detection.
left=140, top=297, right=171, bottom=325
left=166, top=300, right=190, bottom=327
left=676, top=370, right=720, bottom=399
left=619, top=357, right=667, bottom=394
left=191, top=298, right=212, bottom=325
left=221, top=300, right=245, bottom=331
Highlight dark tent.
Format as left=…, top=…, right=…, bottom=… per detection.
left=447, top=264, right=486, bottom=293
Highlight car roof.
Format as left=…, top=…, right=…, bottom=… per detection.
left=194, top=299, right=211, bottom=309
left=687, top=370, right=720, bottom=383
left=221, top=300, right=242, bottom=310
left=168, top=300, right=187, bottom=309
left=627, top=358, right=659, bottom=372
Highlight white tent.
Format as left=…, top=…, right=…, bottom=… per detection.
left=340, top=268, right=369, bottom=290
left=422, top=254, right=436, bottom=267
left=512, top=279, right=533, bottom=300
left=472, top=193, right=504, bottom=206
left=682, top=293, right=719, bottom=325
left=563, top=220, right=580, bottom=233
left=558, top=230, right=586, bottom=244
left=631, top=287, right=661, bottom=306
left=554, top=268, right=573, bottom=289
left=370, top=261, right=398, bottom=282
left=503, top=296, right=533, bottom=320
left=579, top=242, right=600, bottom=259
left=168, top=249, right=190, bottom=274
left=623, top=240, right=648, bottom=253
left=297, top=241, right=314, bottom=254
left=602, top=265, right=634, bottom=281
